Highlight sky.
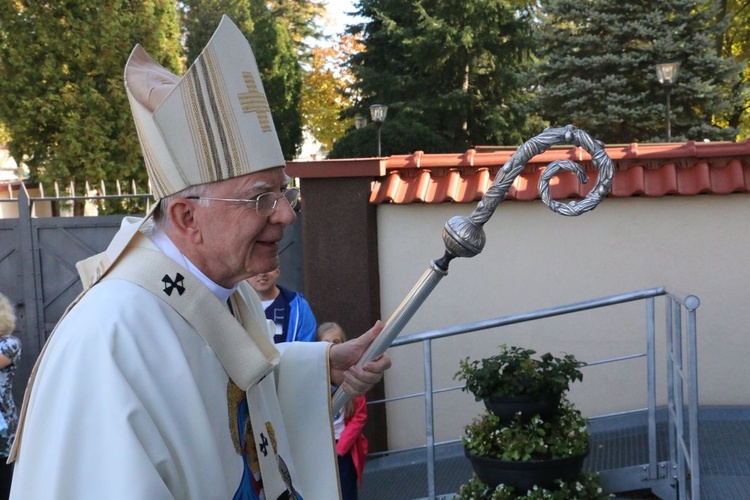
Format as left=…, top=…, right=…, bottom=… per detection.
left=321, top=0, right=366, bottom=37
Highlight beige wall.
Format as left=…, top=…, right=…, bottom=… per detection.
left=377, top=194, right=750, bottom=450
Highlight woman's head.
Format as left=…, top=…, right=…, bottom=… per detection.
left=0, top=293, right=16, bottom=337
left=317, top=322, right=347, bottom=344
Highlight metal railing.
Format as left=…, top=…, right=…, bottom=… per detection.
left=368, top=286, right=700, bottom=499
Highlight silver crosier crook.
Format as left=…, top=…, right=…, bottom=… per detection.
left=331, top=124, right=615, bottom=414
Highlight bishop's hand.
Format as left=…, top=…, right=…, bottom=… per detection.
left=329, top=320, right=391, bottom=396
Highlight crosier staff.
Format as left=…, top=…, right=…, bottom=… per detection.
left=332, top=124, right=615, bottom=414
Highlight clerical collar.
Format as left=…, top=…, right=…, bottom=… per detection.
left=148, top=226, right=238, bottom=303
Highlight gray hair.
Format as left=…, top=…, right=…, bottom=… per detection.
left=153, top=183, right=213, bottom=230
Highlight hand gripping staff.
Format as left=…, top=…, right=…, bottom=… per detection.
left=331, top=125, right=615, bottom=414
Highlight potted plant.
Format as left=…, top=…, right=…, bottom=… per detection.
left=455, top=345, right=606, bottom=497
left=457, top=471, right=610, bottom=499
left=454, top=344, right=584, bottom=422
left=462, top=399, right=590, bottom=491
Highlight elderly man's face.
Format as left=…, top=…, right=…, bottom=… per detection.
left=191, top=167, right=296, bottom=287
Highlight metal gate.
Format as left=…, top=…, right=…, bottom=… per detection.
left=0, top=188, right=302, bottom=406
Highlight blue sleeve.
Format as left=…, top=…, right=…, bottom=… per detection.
left=289, top=295, right=317, bottom=343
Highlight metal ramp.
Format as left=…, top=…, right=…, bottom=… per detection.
left=361, top=407, right=750, bottom=499
left=360, top=288, right=702, bottom=499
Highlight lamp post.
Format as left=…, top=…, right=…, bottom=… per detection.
left=354, top=115, right=367, bottom=130
left=655, top=62, right=680, bottom=142
left=369, top=104, right=388, bottom=156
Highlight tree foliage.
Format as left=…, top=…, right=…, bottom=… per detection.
left=717, top=0, right=750, bottom=138
left=180, top=0, right=254, bottom=65
left=0, top=123, right=9, bottom=147
left=179, top=0, right=326, bottom=64
left=0, top=1, right=183, bottom=191
left=301, top=35, right=362, bottom=151
left=326, top=117, right=451, bottom=158
left=2, top=0, right=747, bottom=190
left=248, top=0, right=304, bottom=159
left=331, top=0, right=542, bottom=158
left=533, top=0, right=743, bottom=143
left=267, top=0, right=326, bottom=51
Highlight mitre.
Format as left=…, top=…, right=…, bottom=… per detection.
left=124, top=15, right=285, bottom=200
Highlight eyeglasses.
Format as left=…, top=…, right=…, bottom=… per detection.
left=186, top=187, right=300, bottom=217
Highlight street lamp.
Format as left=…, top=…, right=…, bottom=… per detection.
left=354, top=115, right=367, bottom=129
left=369, top=104, right=388, bottom=156
left=655, top=62, right=680, bottom=142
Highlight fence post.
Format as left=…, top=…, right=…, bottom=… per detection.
left=423, top=339, right=436, bottom=499
left=17, top=189, right=43, bottom=355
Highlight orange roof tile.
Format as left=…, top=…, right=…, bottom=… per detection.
left=285, top=139, right=750, bottom=204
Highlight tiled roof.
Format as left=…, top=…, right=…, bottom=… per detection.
left=286, top=139, right=750, bottom=204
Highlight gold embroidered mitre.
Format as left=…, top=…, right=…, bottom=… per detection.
left=124, top=15, right=285, bottom=200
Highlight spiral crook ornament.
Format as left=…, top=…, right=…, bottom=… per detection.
left=441, top=125, right=614, bottom=265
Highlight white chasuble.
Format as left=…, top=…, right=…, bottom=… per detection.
left=10, top=217, right=340, bottom=500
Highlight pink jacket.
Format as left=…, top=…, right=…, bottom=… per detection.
left=335, top=395, right=368, bottom=485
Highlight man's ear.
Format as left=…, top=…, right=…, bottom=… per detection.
left=167, top=199, right=202, bottom=244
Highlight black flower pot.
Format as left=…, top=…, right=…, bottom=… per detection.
left=483, top=392, right=562, bottom=423
left=464, top=448, right=587, bottom=492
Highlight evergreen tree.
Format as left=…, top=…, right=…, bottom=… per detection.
left=534, top=0, right=742, bottom=143
left=326, top=118, right=451, bottom=158
left=0, top=1, right=183, bottom=197
left=180, top=0, right=253, bottom=65
left=716, top=0, right=750, bottom=138
left=248, top=0, right=304, bottom=159
left=333, top=0, right=541, bottom=157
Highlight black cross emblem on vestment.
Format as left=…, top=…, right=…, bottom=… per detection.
left=259, top=432, right=269, bottom=456
left=162, top=273, right=185, bottom=296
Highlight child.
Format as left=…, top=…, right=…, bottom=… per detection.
left=317, top=322, right=368, bottom=500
